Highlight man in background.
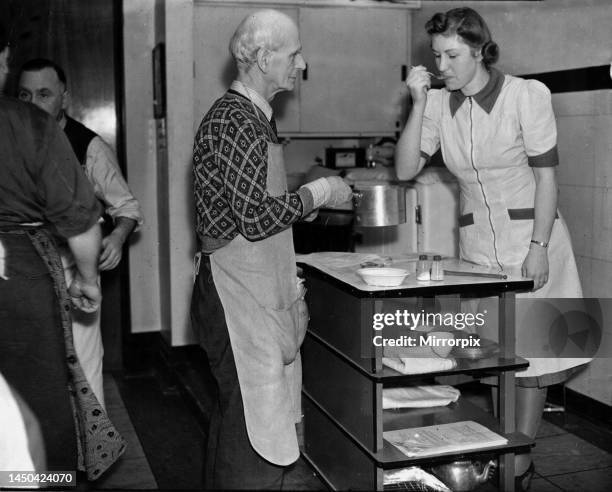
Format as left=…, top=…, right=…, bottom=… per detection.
left=17, top=58, right=143, bottom=409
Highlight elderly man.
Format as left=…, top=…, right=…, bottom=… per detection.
left=17, top=58, right=143, bottom=409
left=191, top=9, right=352, bottom=489
left=0, top=23, right=124, bottom=477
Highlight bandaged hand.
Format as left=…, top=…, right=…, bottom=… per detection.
left=301, top=176, right=353, bottom=209
left=325, top=176, right=353, bottom=207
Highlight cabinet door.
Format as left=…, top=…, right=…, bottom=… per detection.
left=299, top=7, right=409, bottom=135
left=193, top=5, right=300, bottom=132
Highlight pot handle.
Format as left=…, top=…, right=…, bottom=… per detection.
left=352, top=191, right=363, bottom=208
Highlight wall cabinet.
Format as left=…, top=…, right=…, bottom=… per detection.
left=193, top=2, right=412, bottom=136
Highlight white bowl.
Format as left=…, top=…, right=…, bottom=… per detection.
left=357, top=267, right=409, bottom=287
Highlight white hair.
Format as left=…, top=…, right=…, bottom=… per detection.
left=229, top=9, right=294, bottom=70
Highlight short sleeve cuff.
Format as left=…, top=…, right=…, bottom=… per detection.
left=54, top=201, right=103, bottom=238
left=528, top=145, right=559, bottom=167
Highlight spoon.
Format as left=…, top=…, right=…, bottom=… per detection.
left=410, top=65, right=445, bottom=80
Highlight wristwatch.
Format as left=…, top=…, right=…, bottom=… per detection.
left=530, top=239, right=548, bottom=248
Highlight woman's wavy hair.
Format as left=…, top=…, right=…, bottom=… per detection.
left=425, top=8, right=499, bottom=67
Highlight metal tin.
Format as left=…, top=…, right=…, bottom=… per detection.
left=352, top=183, right=406, bottom=227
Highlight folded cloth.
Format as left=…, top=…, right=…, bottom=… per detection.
left=382, top=385, right=460, bottom=409
left=382, top=356, right=457, bottom=375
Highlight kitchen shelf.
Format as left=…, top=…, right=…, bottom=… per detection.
left=380, top=398, right=532, bottom=467
left=304, top=389, right=533, bottom=469
left=300, top=256, right=534, bottom=491
left=306, top=328, right=530, bottom=382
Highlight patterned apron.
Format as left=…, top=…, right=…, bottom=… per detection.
left=209, top=142, right=308, bottom=465
left=0, top=227, right=125, bottom=478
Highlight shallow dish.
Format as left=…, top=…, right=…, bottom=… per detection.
left=356, top=267, right=409, bottom=287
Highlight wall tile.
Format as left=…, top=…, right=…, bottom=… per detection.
left=568, top=360, right=612, bottom=406
left=590, top=258, right=612, bottom=297
left=556, top=116, right=596, bottom=187
left=558, top=185, right=595, bottom=258
left=575, top=256, right=592, bottom=297
left=552, top=90, right=612, bottom=118
left=593, top=115, right=612, bottom=189
left=592, top=188, right=612, bottom=261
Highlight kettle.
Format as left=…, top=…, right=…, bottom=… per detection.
left=430, top=459, right=496, bottom=491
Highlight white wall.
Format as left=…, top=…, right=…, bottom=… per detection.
left=162, top=0, right=197, bottom=346
left=123, top=0, right=162, bottom=334
left=123, top=0, right=197, bottom=346
left=412, top=0, right=612, bottom=405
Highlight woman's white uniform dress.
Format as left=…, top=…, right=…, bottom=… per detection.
left=419, top=68, right=589, bottom=385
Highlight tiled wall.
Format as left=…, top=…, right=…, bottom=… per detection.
left=554, top=91, right=612, bottom=405
left=554, top=90, right=612, bottom=298
left=412, top=0, right=612, bottom=404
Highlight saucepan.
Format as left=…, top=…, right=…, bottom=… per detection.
left=352, top=182, right=406, bottom=227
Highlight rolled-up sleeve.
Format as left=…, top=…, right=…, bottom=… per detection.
left=85, top=137, right=144, bottom=226
left=519, top=80, right=559, bottom=167
left=38, top=119, right=102, bottom=238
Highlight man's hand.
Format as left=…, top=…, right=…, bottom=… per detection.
left=99, top=233, right=124, bottom=271
left=68, top=273, right=101, bottom=313
left=324, top=176, right=353, bottom=208
left=98, top=217, right=137, bottom=270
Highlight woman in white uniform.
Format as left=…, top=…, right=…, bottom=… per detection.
left=395, top=7, right=586, bottom=490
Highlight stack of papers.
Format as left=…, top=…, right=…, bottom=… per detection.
left=384, top=421, right=508, bottom=458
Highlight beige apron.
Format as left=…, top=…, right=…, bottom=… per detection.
left=209, top=142, right=308, bottom=465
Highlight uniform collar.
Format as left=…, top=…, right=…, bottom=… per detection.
left=230, top=80, right=273, bottom=121
left=449, top=67, right=504, bottom=117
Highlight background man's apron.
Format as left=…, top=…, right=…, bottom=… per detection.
left=209, top=142, right=307, bottom=465
left=0, top=227, right=125, bottom=478
left=59, top=246, right=105, bottom=409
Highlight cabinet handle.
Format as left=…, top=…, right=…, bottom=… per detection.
left=302, top=63, right=308, bottom=81
left=401, top=64, right=407, bottom=81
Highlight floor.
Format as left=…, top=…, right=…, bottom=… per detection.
left=86, top=369, right=612, bottom=491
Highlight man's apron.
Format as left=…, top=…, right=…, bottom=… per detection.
left=209, top=142, right=308, bottom=465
